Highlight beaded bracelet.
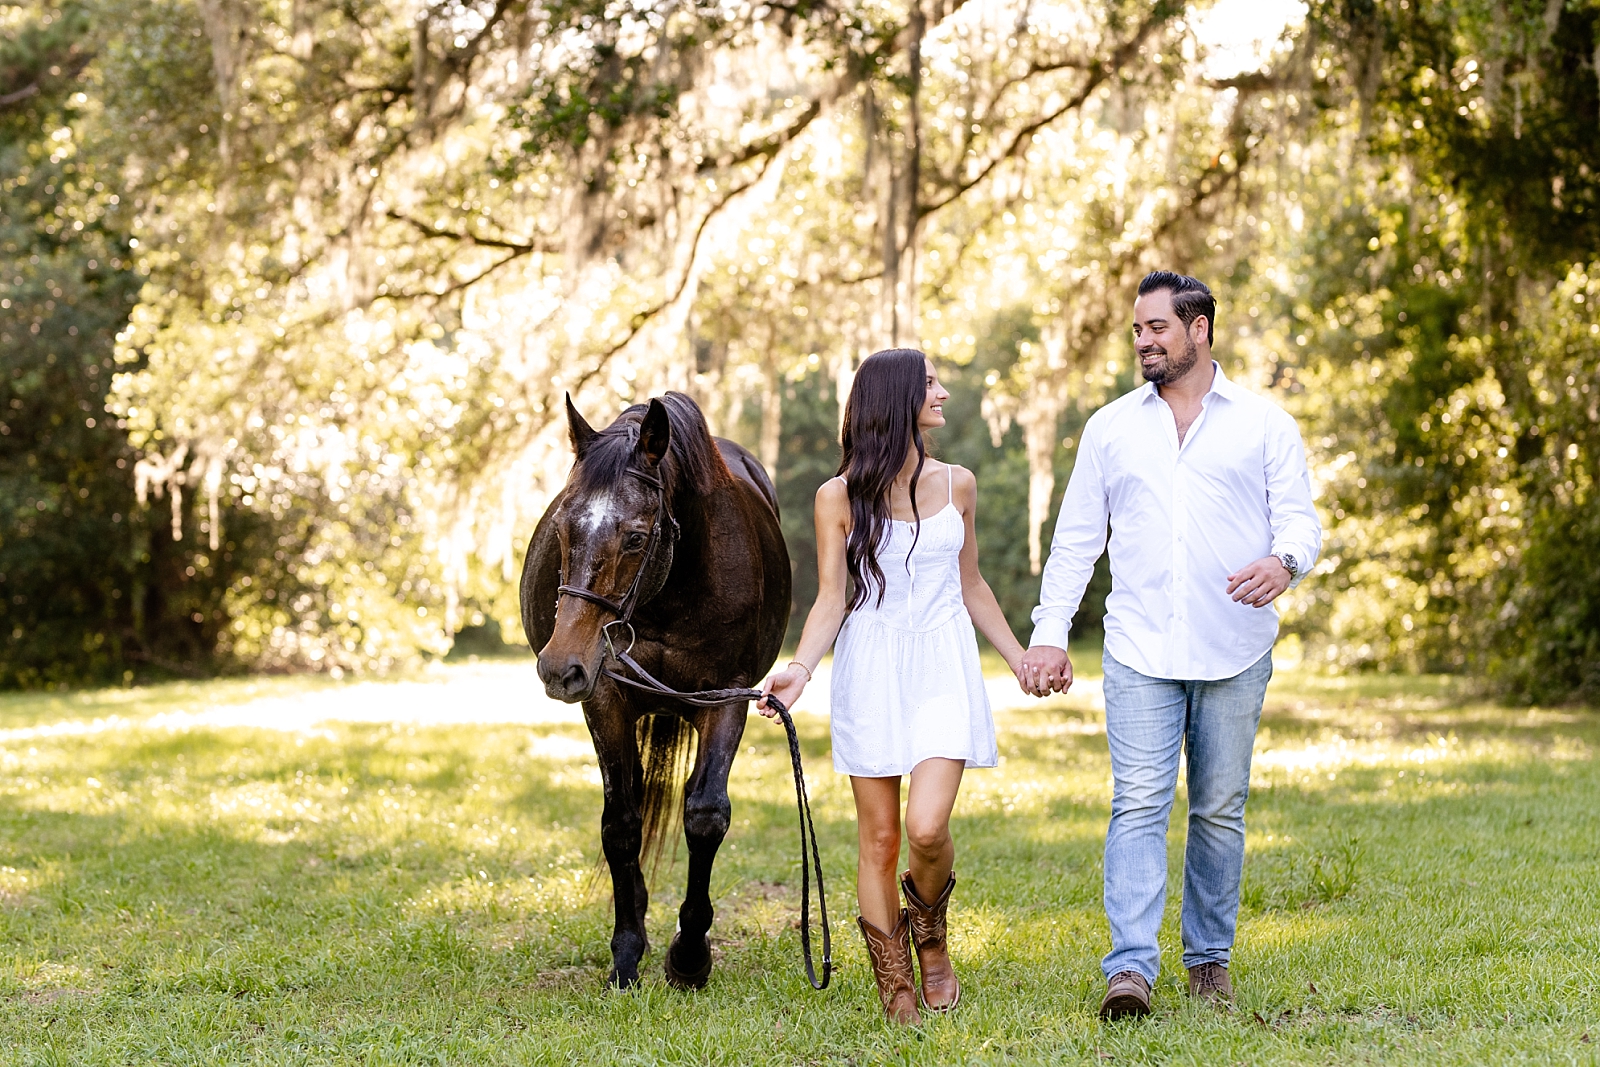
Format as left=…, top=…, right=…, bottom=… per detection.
left=787, top=660, right=813, bottom=682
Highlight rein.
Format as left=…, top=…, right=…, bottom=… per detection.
left=602, top=650, right=832, bottom=992
left=556, top=465, right=832, bottom=991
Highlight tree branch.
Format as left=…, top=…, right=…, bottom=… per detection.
left=444, top=0, right=520, bottom=78
left=981, top=52, right=1098, bottom=119
left=809, top=264, right=886, bottom=287
left=378, top=245, right=537, bottom=303
left=918, top=1, right=1182, bottom=219
left=384, top=210, right=556, bottom=254
left=1, top=48, right=95, bottom=111
left=1039, top=129, right=1251, bottom=364
left=704, top=98, right=824, bottom=172
left=0, top=82, right=40, bottom=107
left=571, top=154, right=783, bottom=389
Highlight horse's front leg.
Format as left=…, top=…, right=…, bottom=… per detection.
left=665, top=702, right=747, bottom=989
left=585, top=692, right=649, bottom=989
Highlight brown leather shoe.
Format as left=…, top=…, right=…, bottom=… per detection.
left=858, top=911, right=922, bottom=1025
left=1100, top=970, right=1152, bottom=1019
left=1187, top=961, right=1233, bottom=1002
left=901, top=871, right=959, bottom=1012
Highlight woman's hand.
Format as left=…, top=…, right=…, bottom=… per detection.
left=757, top=664, right=810, bottom=718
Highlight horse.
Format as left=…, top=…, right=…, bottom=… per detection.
left=520, top=391, right=791, bottom=989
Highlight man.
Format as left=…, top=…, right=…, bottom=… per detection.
left=1020, top=271, right=1322, bottom=1019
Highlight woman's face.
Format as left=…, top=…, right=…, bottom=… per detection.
left=917, top=357, right=949, bottom=431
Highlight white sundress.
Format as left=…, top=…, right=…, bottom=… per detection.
left=828, top=466, right=998, bottom=777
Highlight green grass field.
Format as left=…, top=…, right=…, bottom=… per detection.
left=1, top=653, right=1597, bottom=1065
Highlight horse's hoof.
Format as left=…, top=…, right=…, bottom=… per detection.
left=663, top=932, right=713, bottom=990
left=607, top=967, right=642, bottom=990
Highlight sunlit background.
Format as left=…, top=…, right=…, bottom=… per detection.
left=4, top=0, right=1598, bottom=703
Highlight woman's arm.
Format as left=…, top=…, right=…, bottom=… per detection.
left=757, top=478, right=851, bottom=716
left=952, top=465, right=1027, bottom=676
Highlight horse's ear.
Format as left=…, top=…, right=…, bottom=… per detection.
left=566, top=393, right=597, bottom=456
left=637, top=398, right=671, bottom=468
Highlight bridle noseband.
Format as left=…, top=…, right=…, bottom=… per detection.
left=556, top=466, right=679, bottom=656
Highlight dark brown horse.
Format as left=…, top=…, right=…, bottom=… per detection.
left=520, top=391, right=791, bottom=989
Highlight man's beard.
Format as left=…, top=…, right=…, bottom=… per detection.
left=1139, top=333, right=1200, bottom=385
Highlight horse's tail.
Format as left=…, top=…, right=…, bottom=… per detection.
left=638, top=713, right=695, bottom=875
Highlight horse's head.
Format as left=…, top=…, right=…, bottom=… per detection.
left=536, top=395, right=677, bottom=702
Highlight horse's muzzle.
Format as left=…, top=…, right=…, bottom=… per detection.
left=536, top=649, right=597, bottom=702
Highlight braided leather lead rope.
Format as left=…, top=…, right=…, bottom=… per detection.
left=603, top=648, right=833, bottom=991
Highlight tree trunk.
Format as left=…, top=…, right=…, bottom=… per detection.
left=1020, top=322, right=1073, bottom=574
left=760, top=356, right=783, bottom=479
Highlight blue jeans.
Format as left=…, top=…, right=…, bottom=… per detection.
left=1099, top=648, right=1272, bottom=983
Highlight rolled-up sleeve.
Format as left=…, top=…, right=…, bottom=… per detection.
left=1030, top=417, right=1111, bottom=649
left=1264, top=409, right=1323, bottom=588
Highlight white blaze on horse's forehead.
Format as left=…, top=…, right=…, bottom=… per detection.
left=579, top=491, right=619, bottom=533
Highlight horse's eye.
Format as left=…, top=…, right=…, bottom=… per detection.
left=624, top=532, right=648, bottom=552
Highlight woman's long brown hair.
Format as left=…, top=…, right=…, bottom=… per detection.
left=837, top=348, right=929, bottom=610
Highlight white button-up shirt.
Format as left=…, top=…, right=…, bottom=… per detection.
left=1030, top=362, right=1323, bottom=680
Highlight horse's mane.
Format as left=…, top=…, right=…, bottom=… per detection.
left=574, top=391, right=732, bottom=501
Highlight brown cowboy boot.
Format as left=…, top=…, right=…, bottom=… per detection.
left=901, top=870, right=960, bottom=1012
left=857, top=911, right=922, bottom=1025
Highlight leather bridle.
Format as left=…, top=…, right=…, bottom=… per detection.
left=555, top=465, right=679, bottom=657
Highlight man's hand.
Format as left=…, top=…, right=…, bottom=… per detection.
left=1226, top=556, right=1291, bottom=608
left=1019, top=645, right=1073, bottom=697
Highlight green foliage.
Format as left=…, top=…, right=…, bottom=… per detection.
left=773, top=365, right=845, bottom=641
left=1364, top=0, right=1600, bottom=266
left=1220, top=0, right=1600, bottom=700
left=933, top=307, right=1113, bottom=641
left=936, top=343, right=1044, bottom=637
left=507, top=29, right=686, bottom=157
left=1492, top=267, right=1600, bottom=701
left=0, top=1, right=244, bottom=685
left=6, top=0, right=1597, bottom=702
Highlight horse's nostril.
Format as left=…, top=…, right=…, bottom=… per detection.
left=561, top=663, right=588, bottom=692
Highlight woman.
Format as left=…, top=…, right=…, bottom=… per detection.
left=759, top=348, right=1027, bottom=1025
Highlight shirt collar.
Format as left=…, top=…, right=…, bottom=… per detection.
left=1138, top=360, right=1236, bottom=405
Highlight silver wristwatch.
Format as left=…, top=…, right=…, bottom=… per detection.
left=1273, top=552, right=1301, bottom=584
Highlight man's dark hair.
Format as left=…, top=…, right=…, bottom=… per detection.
left=1137, top=270, right=1215, bottom=346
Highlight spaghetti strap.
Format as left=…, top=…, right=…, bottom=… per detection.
left=947, top=464, right=956, bottom=506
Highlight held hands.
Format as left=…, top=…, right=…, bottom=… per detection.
left=1018, top=645, right=1073, bottom=697
left=1226, top=556, right=1292, bottom=608
left=1012, top=561, right=1287, bottom=702
left=757, top=662, right=810, bottom=718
